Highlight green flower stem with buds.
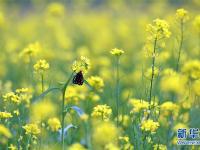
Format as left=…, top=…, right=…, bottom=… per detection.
left=61, top=72, right=74, bottom=150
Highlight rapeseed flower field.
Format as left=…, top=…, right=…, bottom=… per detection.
left=0, top=0, right=200, bottom=149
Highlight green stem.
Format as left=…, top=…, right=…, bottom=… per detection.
left=116, top=56, right=120, bottom=127
left=148, top=37, right=157, bottom=106
left=176, top=20, right=184, bottom=72
left=61, top=72, right=74, bottom=150
left=41, top=74, right=44, bottom=93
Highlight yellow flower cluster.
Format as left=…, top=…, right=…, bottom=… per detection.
left=72, top=56, right=90, bottom=74
left=146, top=19, right=171, bottom=40
left=192, top=79, right=200, bottom=96
left=92, top=122, right=118, bottom=148
left=23, top=123, right=40, bottom=135
left=46, top=2, right=65, bottom=17
left=160, top=101, right=179, bottom=116
left=88, top=76, right=104, bottom=92
left=8, top=144, right=17, bottom=150
left=105, top=143, right=119, bottom=150
left=91, top=104, right=112, bottom=121
left=119, top=136, right=134, bottom=150
left=129, top=98, right=149, bottom=113
left=47, top=117, right=61, bottom=132
left=153, top=144, right=167, bottom=150
left=182, top=60, right=200, bottom=80
left=140, top=119, right=160, bottom=133
left=34, top=59, right=50, bottom=74
left=30, top=100, right=56, bottom=122
left=110, top=48, right=124, bottom=56
left=20, top=42, right=41, bottom=63
left=68, top=143, right=86, bottom=150
left=160, top=72, right=186, bottom=94
left=0, top=124, right=12, bottom=144
left=193, top=15, right=200, bottom=32
left=3, top=92, right=20, bottom=104
left=0, top=112, right=13, bottom=119
left=176, top=8, right=189, bottom=22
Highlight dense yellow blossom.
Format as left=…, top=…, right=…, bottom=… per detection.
left=20, top=42, right=41, bottom=63
left=23, top=123, right=40, bottom=135
left=129, top=98, right=149, bottom=113
left=176, top=8, right=189, bottom=22
left=146, top=19, right=171, bottom=40
left=153, top=144, right=167, bottom=150
left=192, top=79, right=200, bottom=96
left=47, top=117, right=61, bottom=132
left=46, top=2, right=65, bottom=17
left=119, top=136, right=134, bottom=150
left=193, top=15, right=200, bottom=32
left=92, top=122, right=118, bottom=148
left=87, top=76, right=104, bottom=92
left=105, top=143, right=120, bottom=150
left=8, top=144, right=17, bottom=150
left=3, top=92, right=20, bottom=104
left=160, top=101, right=179, bottom=116
left=0, top=124, right=12, bottom=138
left=72, top=56, right=90, bottom=74
left=68, top=143, right=86, bottom=150
left=0, top=112, right=13, bottom=119
left=30, top=100, right=56, bottom=122
left=91, top=104, right=112, bottom=121
left=34, top=59, right=50, bottom=74
left=141, top=119, right=160, bottom=133
left=160, top=74, right=186, bottom=94
left=110, top=48, right=124, bottom=56
left=182, top=60, right=200, bottom=80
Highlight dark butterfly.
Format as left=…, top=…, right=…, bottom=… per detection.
left=72, top=71, right=84, bottom=85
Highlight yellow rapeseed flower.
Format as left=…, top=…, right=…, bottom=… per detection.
left=0, top=124, right=12, bottom=138
left=192, top=79, right=200, bottom=96
left=91, top=104, right=112, bottom=121
left=87, top=76, right=104, bottom=92
left=34, top=59, right=50, bottom=74
left=92, top=122, right=118, bottom=148
left=46, top=2, right=65, bottom=17
left=146, top=19, right=171, bottom=40
left=23, top=123, right=40, bottom=135
left=110, top=48, right=124, bottom=56
left=153, top=144, right=167, bottom=150
left=141, top=119, right=160, bottom=133
left=3, top=92, right=20, bottom=104
left=0, top=112, right=13, bottom=119
left=182, top=60, right=200, bottom=80
left=160, top=101, right=179, bottom=116
left=20, top=42, right=41, bottom=63
left=47, top=117, right=61, bottom=132
left=68, top=143, right=86, bottom=150
left=8, top=144, right=17, bottom=150
left=176, top=8, right=189, bottom=22
left=72, top=56, right=90, bottom=74
left=129, top=98, right=149, bottom=113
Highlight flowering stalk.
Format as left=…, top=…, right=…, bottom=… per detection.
left=176, top=20, right=184, bottom=71
left=116, top=56, right=120, bottom=126
left=148, top=36, right=157, bottom=105
left=61, top=72, right=74, bottom=150
left=110, top=48, right=124, bottom=127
